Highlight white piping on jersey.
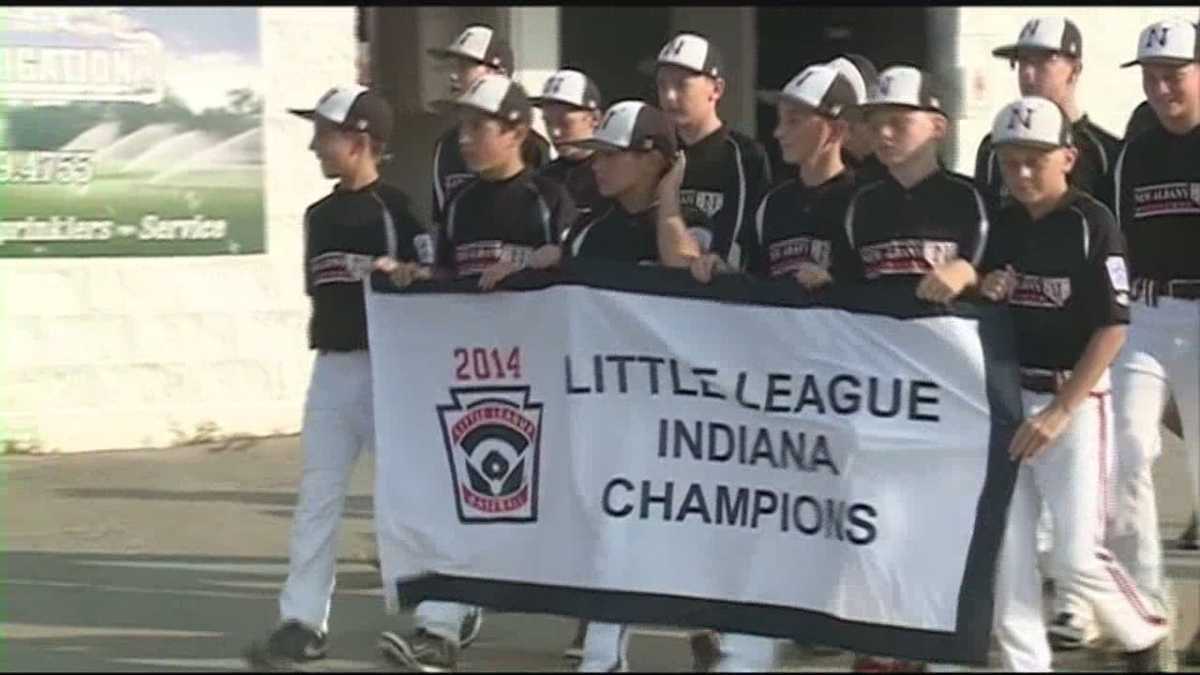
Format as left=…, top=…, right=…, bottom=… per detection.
left=535, top=192, right=553, bottom=244
left=368, top=190, right=399, bottom=259
left=444, top=179, right=484, bottom=244
left=842, top=180, right=886, bottom=250
left=1112, top=144, right=1128, bottom=225
left=432, top=138, right=446, bottom=213
left=570, top=204, right=615, bottom=257
left=724, top=136, right=749, bottom=270
left=755, top=179, right=794, bottom=245
left=986, top=143, right=997, bottom=190
left=945, top=173, right=991, bottom=266
left=1069, top=205, right=1091, bottom=260
left=1076, top=125, right=1109, bottom=175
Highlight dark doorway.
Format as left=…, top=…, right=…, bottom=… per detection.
left=756, top=7, right=929, bottom=181
left=560, top=7, right=672, bottom=106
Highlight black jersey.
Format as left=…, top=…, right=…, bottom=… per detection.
left=436, top=168, right=577, bottom=277
left=844, top=169, right=992, bottom=282
left=563, top=200, right=660, bottom=263
left=842, top=150, right=888, bottom=186
left=538, top=154, right=603, bottom=221
left=678, top=124, right=772, bottom=270
left=305, top=180, right=427, bottom=352
left=431, top=126, right=474, bottom=227
left=751, top=170, right=859, bottom=281
left=988, top=190, right=1131, bottom=370
left=1112, top=123, right=1200, bottom=283
left=974, top=115, right=1121, bottom=208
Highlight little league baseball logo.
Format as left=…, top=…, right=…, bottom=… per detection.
left=438, top=387, right=543, bottom=523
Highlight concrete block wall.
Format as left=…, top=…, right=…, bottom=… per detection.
left=948, top=7, right=1196, bottom=176
left=1, top=8, right=356, bottom=452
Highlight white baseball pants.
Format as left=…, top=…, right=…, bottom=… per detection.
left=993, top=375, right=1169, bottom=671
left=278, top=351, right=480, bottom=639
left=1111, top=298, right=1200, bottom=607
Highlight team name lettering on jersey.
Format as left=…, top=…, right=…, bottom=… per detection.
left=1010, top=273, right=1073, bottom=309
left=443, top=173, right=475, bottom=196
left=858, top=239, right=958, bottom=279
left=768, top=236, right=832, bottom=278
left=1132, top=182, right=1200, bottom=218
left=679, top=188, right=725, bottom=218
left=310, top=251, right=374, bottom=285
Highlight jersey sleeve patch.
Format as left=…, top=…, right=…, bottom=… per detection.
left=1105, top=255, right=1130, bottom=293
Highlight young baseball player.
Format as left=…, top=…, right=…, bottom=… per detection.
left=827, top=53, right=888, bottom=185
left=978, top=94, right=1171, bottom=673
left=653, top=32, right=773, bottom=274
left=974, top=17, right=1121, bottom=209
left=683, top=62, right=866, bottom=671
left=835, top=65, right=992, bottom=673
left=1111, top=17, right=1200, bottom=667
left=427, top=24, right=515, bottom=229
left=744, top=63, right=863, bottom=286
left=489, top=100, right=701, bottom=673
left=532, top=68, right=606, bottom=221
left=373, top=74, right=577, bottom=672
left=243, top=85, right=430, bottom=669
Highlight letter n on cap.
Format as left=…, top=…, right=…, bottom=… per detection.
left=1147, top=26, right=1170, bottom=48
left=1008, top=106, right=1034, bottom=130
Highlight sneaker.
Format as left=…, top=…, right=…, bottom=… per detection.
left=1179, top=513, right=1198, bottom=550
left=459, top=607, right=484, bottom=648
left=1124, top=638, right=1172, bottom=672
left=690, top=631, right=721, bottom=673
left=563, top=619, right=587, bottom=661
left=243, top=620, right=328, bottom=670
left=1047, top=612, right=1091, bottom=651
left=379, top=629, right=458, bottom=673
left=1184, top=627, right=1200, bottom=666
left=851, top=655, right=927, bottom=672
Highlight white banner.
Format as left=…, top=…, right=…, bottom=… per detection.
left=367, top=262, right=1021, bottom=664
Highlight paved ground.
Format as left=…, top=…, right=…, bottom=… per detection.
left=2, top=434, right=1197, bottom=672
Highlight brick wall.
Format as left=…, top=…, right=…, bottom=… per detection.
left=1, top=8, right=356, bottom=452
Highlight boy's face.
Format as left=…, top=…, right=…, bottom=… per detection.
left=996, top=144, right=1076, bottom=206
left=868, top=106, right=944, bottom=167
left=541, top=102, right=599, bottom=155
left=458, top=111, right=524, bottom=173
left=773, top=99, right=839, bottom=165
left=308, top=118, right=364, bottom=179
left=656, top=64, right=721, bottom=127
left=447, top=56, right=494, bottom=96
left=1142, top=62, right=1200, bottom=132
left=591, top=148, right=666, bottom=199
left=1014, top=51, right=1078, bottom=103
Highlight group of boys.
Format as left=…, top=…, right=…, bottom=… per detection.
left=245, top=14, right=1200, bottom=674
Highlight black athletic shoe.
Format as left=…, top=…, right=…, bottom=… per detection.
left=379, top=629, right=458, bottom=673
left=1180, top=512, right=1198, bottom=550
left=1124, top=638, right=1170, bottom=672
left=1184, top=627, right=1200, bottom=667
left=243, top=620, right=328, bottom=670
left=1047, top=612, right=1088, bottom=651
left=563, top=619, right=587, bottom=661
left=690, top=631, right=721, bottom=673
left=459, top=607, right=483, bottom=648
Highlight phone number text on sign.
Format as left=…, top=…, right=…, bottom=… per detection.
left=0, top=151, right=95, bottom=185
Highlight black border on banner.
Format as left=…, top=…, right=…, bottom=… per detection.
left=374, top=261, right=1022, bottom=665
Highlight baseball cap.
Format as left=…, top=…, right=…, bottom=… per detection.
left=827, top=53, right=879, bottom=103
left=990, top=96, right=1074, bottom=150
left=427, top=24, right=514, bottom=73
left=992, top=18, right=1083, bottom=60
left=1121, top=19, right=1200, bottom=68
left=529, top=106, right=559, bottom=161
left=861, top=65, right=946, bottom=116
left=558, top=100, right=678, bottom=155
left=432, top=74, right=533, bottom=126
left=288, top=85, right=394, bottom=142
left=757, top=64, right=862, bottom=118
left=529, top=69, right=603, bottom=111
left=655, top=32, right=724, bottom=79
